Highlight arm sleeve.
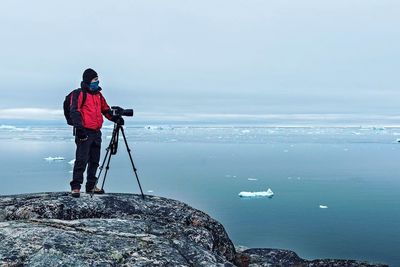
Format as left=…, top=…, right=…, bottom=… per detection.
left=100, top=94, right=113, bottom=120
left=70, top=91, right=84, bottom=129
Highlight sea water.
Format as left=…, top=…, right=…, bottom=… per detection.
left=0, top=124, right=399, bottom=266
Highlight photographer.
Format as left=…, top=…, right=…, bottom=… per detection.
left=69, top=68, right=123, bottom=198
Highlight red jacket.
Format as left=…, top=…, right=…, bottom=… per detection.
left=70, top=85, right=112, bottom=131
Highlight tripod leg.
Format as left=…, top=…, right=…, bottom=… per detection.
left=100, top=147, right=113, bottom=190
left=91, top=146, right=110, bottom=198
left=91, top=124, right=118, bottom=197
left=120, top=126, right=145, bottom=199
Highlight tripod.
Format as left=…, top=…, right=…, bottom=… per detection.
left=91, top=122, right=145, bottom=199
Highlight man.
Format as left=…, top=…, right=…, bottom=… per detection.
left=69, top=68, right=123, bottom=197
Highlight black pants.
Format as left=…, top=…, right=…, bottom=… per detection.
left=70, top=129, right=102, bottom=190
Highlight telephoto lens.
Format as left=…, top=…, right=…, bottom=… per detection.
left=122, top=109, right=133, bottom=116
left=111, top=106, right=134, bottom=117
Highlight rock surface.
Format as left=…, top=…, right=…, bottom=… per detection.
left=235, top=248, right=388, bottom=267
left=0, top=192, right=388, bottom=267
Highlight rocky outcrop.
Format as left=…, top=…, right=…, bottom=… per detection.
left=0, top=192, right=388, bottom=267
left=0, top=192, right=235, bottom=266
left=234, top=248, right=388, bottom=267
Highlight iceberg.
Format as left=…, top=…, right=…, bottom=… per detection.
left=44, top=157, right=65, bottom=161
left=239, top=188, right=274, bottom=198
left=319, top=205, right=328, bottom=209
left=145, top=125, right=164, bottom=130
left=372, top=126, right=385, bottom=131
left=0, top=125, right=28, bottom=131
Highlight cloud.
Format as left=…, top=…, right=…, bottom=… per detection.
left=1, top=108, right=399, bottom=126
left=0, top=108, right=63, bottom=120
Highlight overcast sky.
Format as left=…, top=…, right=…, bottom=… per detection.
left=0, top=0, right=399, bottom=121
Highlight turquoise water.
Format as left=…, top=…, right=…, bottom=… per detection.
left=0, top=125, right=399, bottom=266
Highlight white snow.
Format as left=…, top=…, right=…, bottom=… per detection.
left=319, top=205, right=328, bottom=209
left=44, top=156, right=65, bottom=161
left=239, top=188, right=274, bottom=198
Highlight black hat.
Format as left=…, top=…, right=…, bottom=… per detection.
left=82, top=68, right=98, bottom=85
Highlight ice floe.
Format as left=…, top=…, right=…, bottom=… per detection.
left=247, top=178, right=258, bottom=181
left=319, top=205, right=328, bottom=209
left=372, top=126, right=385, bottom=131
left=0, top=125, right=28, bottom=131
left=68, top=159, right=75, bottom=165
left=239, top=188, right=274, bottom=198
left=145, top=125, right=164, bottom=130
left=44, top=157, right=65, bottom=161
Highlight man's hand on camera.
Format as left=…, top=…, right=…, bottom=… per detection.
left=76, top=128, right=88, bottom=141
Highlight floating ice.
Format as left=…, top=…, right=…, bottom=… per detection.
left=241, top=130, right=250, bottom=134
left=145, top=125, right=164, bottom=130
left=103, top=124, right=114, bottom=129
left=44, top=157, right=65, bottom=161
left=396, top=139, right=400, bottom=143
left=239, top=188, right=274, bottom=198
left=247, top=178, right=258, bottom=181
left=319, top=205, right=328, bottom=209
left=372, top=126, right=385, bottom=131
left=0, top=125, right=28, bottom=131
left=147, top=190, right=154, bottom=193
left=68, top=159, right=75, bottom=165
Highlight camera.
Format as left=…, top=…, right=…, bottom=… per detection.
left=111, top=106, right=134, bottom=117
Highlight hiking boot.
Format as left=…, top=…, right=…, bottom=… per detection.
left=86, top=187, right=105, bottom=194
left=71, top=188, right=80, bottom=198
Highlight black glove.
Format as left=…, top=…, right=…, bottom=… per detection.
left=111, top=116, right=124, bottom=125
left=76, top=128, right=88, bottom=141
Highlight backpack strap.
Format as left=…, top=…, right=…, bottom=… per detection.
left=73, top=88, right=87, bottom=109
left=81, top=89, right=87, bottom=109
